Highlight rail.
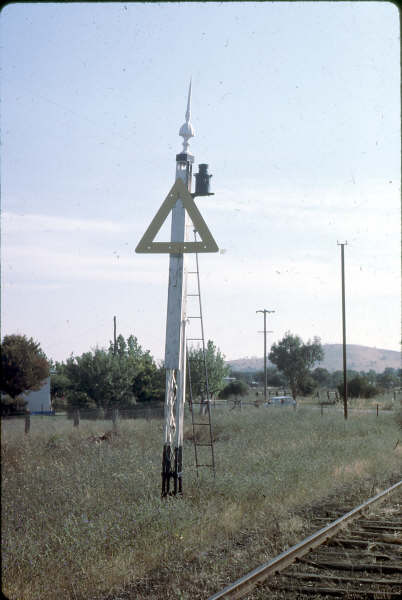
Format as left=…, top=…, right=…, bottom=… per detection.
left=208, top=479, right=402, bottom=600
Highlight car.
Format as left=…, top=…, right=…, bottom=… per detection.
left=264, top=396, right=296, bottom=406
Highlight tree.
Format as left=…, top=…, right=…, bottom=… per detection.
left=268, top=332, right=324, bottom=400
left=311, top=367, right=331, bottom=387
left=338, top=375, right=378, bottom=399
left=50, top=370, right=72, bottom=411
left=1, top=335, right=49, bottom=413
left=255, top=366, right=287, bottom=388
left=377, top=367, right=400, bottom=391
left=132, top=354, right=165, bottom=403
left=187, top=340, right=230, bottom=400
left=219, top=380, right=249, bottom=400
left=56, top=334, right=162, bottom=413
left=229, top=370, right=254, bottom=384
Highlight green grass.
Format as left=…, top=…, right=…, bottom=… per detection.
left=2, top=405, right=401, bottom=600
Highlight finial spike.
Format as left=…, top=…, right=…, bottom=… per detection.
left=185, top=78, right=192, bottom=122
left=179, top=78, right=195, bottom=154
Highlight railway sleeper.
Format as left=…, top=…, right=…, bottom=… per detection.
left=281, top=571, right=402, bottom=586
left=355, top=528, right=402, bottom=535
left=358, top=521, right=402, bottom=526
left=344, top=532, right=402, bottom=544
left=309, top=551, right=400, bottom=562
left=298, top=557, right=402, bottom=573
left=326, top=538, right=402, bottom=550
left=270, top=584, right=402, bottom=598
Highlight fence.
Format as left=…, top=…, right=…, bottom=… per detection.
left=2, top=402, right=165, bottom=435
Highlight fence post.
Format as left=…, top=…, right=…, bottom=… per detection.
left=376, top=404, right=379, bottom=417
left=73, top=408, right=80, bottom=427
left=25, top=412, right=31, bottom=435
left=112, top=407, right=119, bottom=432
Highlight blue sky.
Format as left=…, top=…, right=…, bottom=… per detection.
left=1, top=2, right=400, bottom=362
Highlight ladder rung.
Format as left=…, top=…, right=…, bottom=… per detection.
left=187, top=294, right=199, bottom=296
left=187, top=316, right=201, bottom=319
left=192, top=422, right=210, bottom=426
left=187, top=338, right=203, bottom=341
left=187, top=271, right=198, bottom=274
left=195, top=443, right=213, bottom=447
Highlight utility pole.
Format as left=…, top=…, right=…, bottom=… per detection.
left=256, top=309, right=275, bottom=403
left=113, top=315, right=117, bottom=356
left=337, top=241, right=348, bottom=420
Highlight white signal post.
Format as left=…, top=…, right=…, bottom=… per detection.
left=135, top=82, right=218, bottom=496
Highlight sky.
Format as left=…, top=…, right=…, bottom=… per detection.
left=1, top=1, right=400, bottom=363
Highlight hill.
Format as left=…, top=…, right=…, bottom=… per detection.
left=227, top=344, right=400, bottom=374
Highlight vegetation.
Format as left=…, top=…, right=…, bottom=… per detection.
left=219, top=379, right=249, bottom=400
left=338, top=374, right=378, bottom=399
left=230, top=366, right=287, bottom=388
left=187, top=340, right=229, bottom=400
left=51, top=334, right=164, bottom=413
left=2, top=404, right=400, bottom=600
left=230, top=365, right=400, bottom=400
left=1, top=335, right=49, bottom=414
left=269, top=332, right=324, bottom=400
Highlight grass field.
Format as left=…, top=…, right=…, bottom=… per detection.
left=2, top=401, right=401, bottom=600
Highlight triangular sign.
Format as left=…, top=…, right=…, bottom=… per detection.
left=135, top=178, right=219, bottom=254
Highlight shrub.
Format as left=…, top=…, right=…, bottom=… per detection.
left=338, top=375, right=379, bottom=399
left=219, top=380, right=249, bottom=399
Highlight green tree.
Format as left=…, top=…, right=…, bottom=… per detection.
left=268, top=332, right=324, bottom=400
left=219, top=380, right=249, bottom=399
left=132, top=355, right=165, bottom=403
left=338, top=375, right=378, bottom=399
left=255, top=366, right=287, bottom=387
left=1, top=335, right=49, bottom=413
left=187, top=340, right=230, bottom=400
left=229, top=370, right=253, bottom=384
left=56, top=334, right=162, bottom=413
left=62, top=346, right=137, bottom=411
left=311, top=367, right=331, bottom=387
left=377, top=367, right=400, bottom=391
left=50, top=370, right=72, bottom=411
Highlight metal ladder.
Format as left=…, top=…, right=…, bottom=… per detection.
left=186, top=231, right=216, bottom=478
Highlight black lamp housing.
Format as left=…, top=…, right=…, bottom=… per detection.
left=193, top=164, right=214, bottom=196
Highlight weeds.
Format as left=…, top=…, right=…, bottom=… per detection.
left=1, top=407, right=401, bottom=600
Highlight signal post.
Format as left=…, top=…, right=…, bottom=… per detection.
left=136, top=82, right=218, bottom=496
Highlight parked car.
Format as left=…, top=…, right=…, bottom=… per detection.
left=264, top=396, right=296, bottom=406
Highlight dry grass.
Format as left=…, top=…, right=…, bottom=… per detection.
left=1, top=405, right=401, bottom=600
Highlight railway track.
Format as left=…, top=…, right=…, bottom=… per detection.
left=208, top=480, right=402, bottom=600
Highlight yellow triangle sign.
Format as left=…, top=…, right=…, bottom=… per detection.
left=135, top=178, right=219, bottom=254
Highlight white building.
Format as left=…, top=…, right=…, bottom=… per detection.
left=22, top=377, right=52, bottom=414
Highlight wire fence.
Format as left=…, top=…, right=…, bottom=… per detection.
left=1, top=402, right=165, bottom=435
left=2, top=388, right=400, bottom=435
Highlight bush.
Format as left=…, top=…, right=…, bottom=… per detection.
left=0, top=394, right=27, bottom=416
left=338, top=375, right=379, bottom=399
left=219, top=380, right=249, bottom=399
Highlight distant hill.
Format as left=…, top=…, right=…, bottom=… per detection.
left=227, top=344, right=400, bottom=374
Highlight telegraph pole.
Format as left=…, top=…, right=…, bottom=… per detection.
left=256, top=309, right=275, bottom=402
left=113, top=315, right=117, bottom=356
left=337, top=241, right=348, bottom=420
